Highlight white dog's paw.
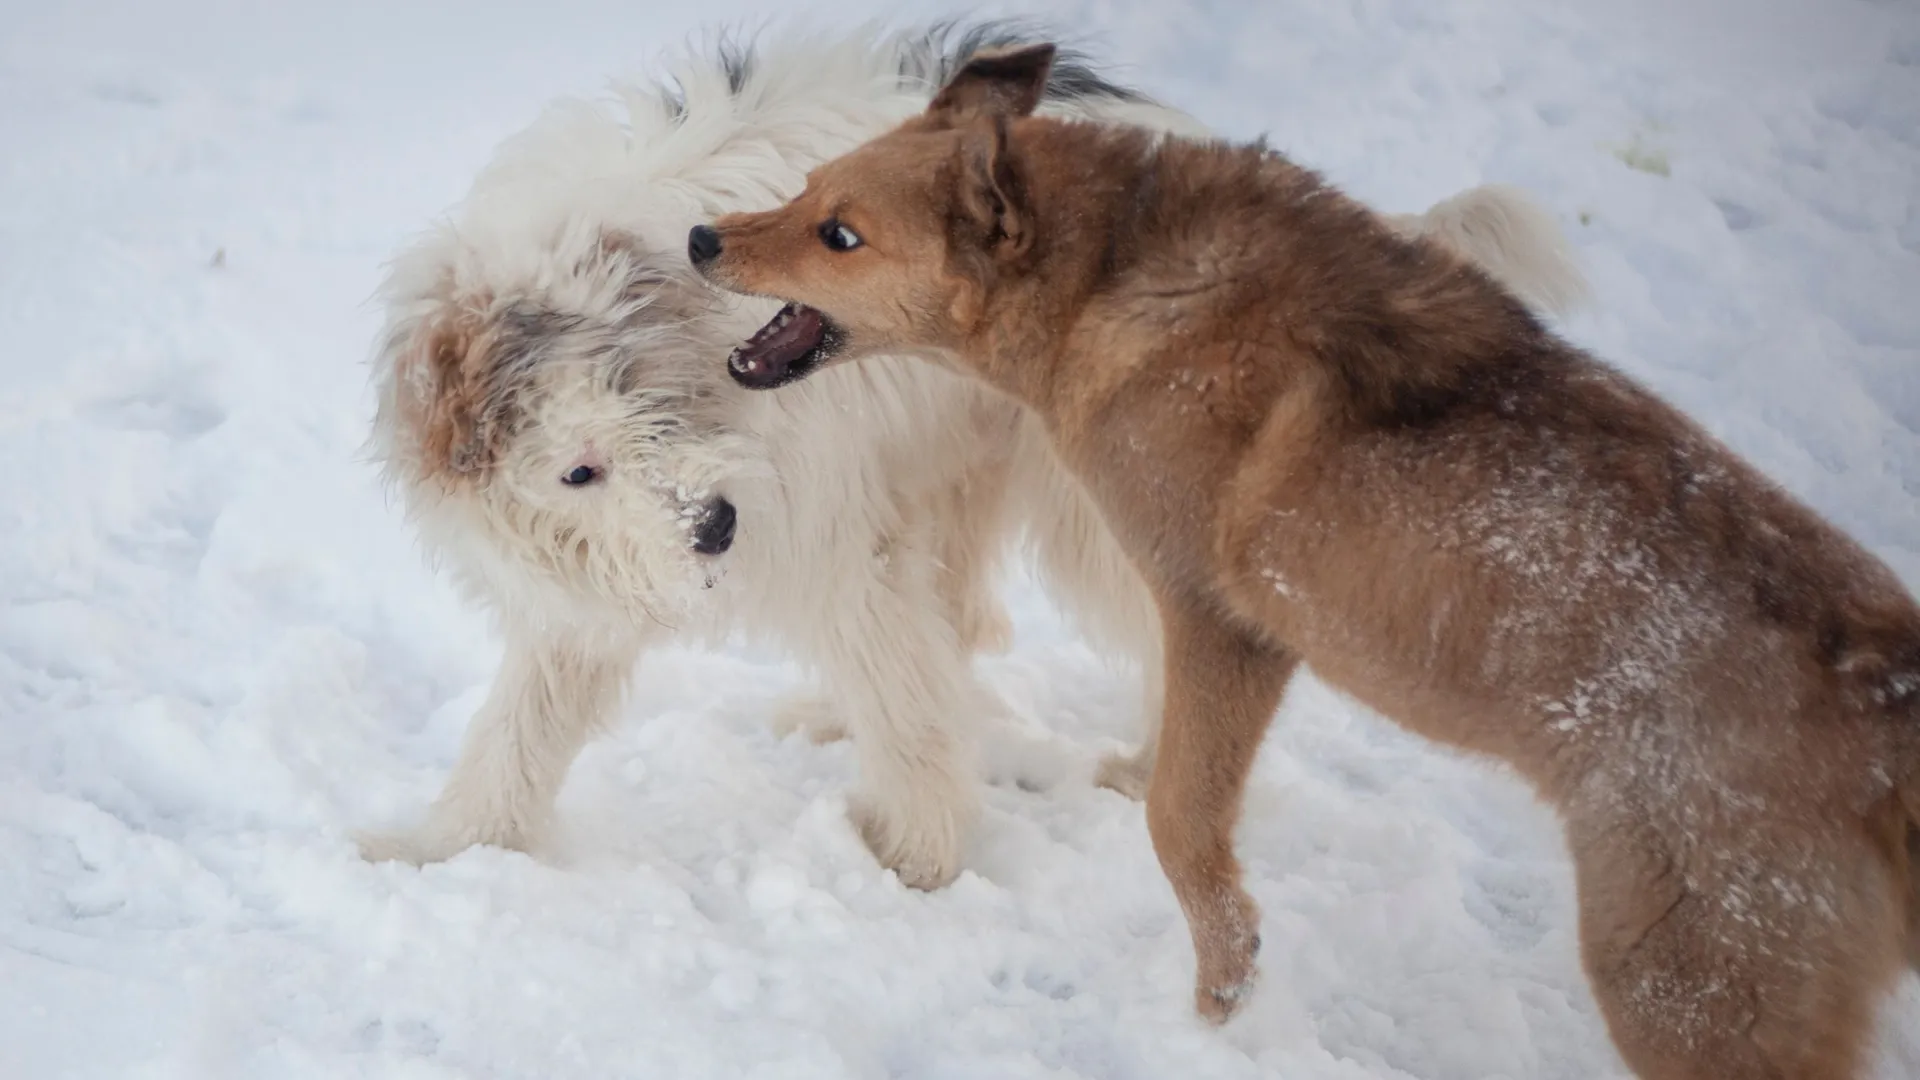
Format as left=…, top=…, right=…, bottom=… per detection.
left=979, top=720, right=1073, bottom=794
left=355, top=827, right=457, bottom=866
left=354, top=812, right=534, bottom=866
left=847, top=777, right=975, bottom=890
left=770, top=692, right=850, bottom=744
left=1095, top=745, right=1155, bottom=802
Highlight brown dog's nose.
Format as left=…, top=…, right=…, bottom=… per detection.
left=687, top=225, right=722, bottom=266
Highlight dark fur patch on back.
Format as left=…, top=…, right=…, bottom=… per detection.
left=715, top=31, right=756, bottom=95
left=654, top=21, right=1150, bottom=129
left=1178, top=146, right=1562, bottom=432
left=904, top=19, right=1150, bottom=105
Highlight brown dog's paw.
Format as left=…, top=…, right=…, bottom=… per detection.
left=1192, top=902, right=1263, bottom=1023
left=1094, top=747, right=1154, bottom=801
left=1195, top=975, right=1258, bottom=1024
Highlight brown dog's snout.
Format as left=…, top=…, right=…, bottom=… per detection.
left=687, top=224, right=722, bottom=267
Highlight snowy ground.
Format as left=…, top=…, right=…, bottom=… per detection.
left=4, top=0, right=1920, bottom=1076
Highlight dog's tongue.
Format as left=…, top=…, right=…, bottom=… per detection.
left=729, top=303, right=825, bottom=384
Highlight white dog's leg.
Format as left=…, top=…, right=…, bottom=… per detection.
left=932, top=454, right=1017, bottom=657
left=772, top=461, right=1014, bottom=753
left=1092, top=658, right=1163, bottom=801
left=807, top=556, right=987, bottom=890
left=1009, top=424, right=1168, bottom=800
left=358, top=627, right=639, bottom=865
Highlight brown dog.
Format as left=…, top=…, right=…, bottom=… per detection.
left=690, top=44, right=1920, bottom=1080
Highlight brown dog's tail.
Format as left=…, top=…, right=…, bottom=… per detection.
left=1385, top=184, right=1591, bottom=320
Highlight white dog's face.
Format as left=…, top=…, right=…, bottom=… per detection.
left=373, top=233, right=755, bottom=628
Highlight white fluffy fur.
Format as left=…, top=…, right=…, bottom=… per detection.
left=361, top=23, right=1590, bottom=887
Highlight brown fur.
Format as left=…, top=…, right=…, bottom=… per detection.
left=696, top=44, right=1920, bottom=1080
left=393, top=299, right=507, bottom=483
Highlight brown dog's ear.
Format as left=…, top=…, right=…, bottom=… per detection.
left=954, top=116, right=1033, bottom=261
left=928, top=43, right=1056, bottom=126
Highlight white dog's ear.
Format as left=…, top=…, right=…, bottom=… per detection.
left=386, top=302, right=511, bottom=481
left=928, top=43, right=1055, bottom=126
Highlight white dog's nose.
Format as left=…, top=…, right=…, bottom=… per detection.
left=690, top=496, right=736, bottom=555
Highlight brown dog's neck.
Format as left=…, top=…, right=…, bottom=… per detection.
left=952, top=120, right=1162, bottom=413
left=959, top=119, right=1561, bottom=434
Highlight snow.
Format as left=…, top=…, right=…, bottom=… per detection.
left=3, top=0, right=1918, bottom=1076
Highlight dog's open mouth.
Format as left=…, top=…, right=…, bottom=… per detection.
left=728, top=302, right=840, bottom=389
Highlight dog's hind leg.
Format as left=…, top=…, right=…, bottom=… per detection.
left=357, top=625, right=641, bottom=865
left=1147, top=598, right=1296, bottom=1022
left=1094, top=661, right=1163, bottom=801
left=1570, top=818, right=1904, bottom=1080
left=931, top=448, right=1017, bottom=657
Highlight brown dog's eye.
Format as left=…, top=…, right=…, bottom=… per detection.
left=819, top=218, right=863, bottom=252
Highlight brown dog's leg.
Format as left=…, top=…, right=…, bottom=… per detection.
left=1146, top=597, right=1296, bottom=1022
left=1572, top=820, right=1899, bottom=1080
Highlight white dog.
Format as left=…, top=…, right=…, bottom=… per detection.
left=360, top=21, right=1589, bottom=888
